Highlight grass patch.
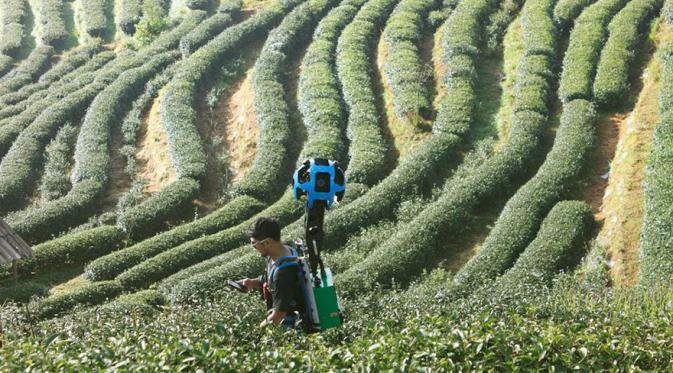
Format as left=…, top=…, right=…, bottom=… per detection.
left=494, top=15, right=524, bottom=149
left=0, top=264, right=85, bottom=303
left=586, top=20, right=671, bottom=286
left=377, top=33, right=432, bottom=159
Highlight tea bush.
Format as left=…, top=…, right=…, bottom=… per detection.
left=0, top=53, right=114, bottom=155
left=640, top=41, right=673, bottom=286
left=593, top=0, right=662, bottom=107
left=30, top=280, right=123, bottom=319
left=186, top=0, right=210, bottom=9
left=115, top=190, right=302, bottom=289
left=0, top=55, right=13, bottom=76
left=452, top=100, right=596, bottom=295
left=5, top=53, right=178, bottom=242
left=297, top=0, right=367, bottom=164
left=335, top=0, right=399, bottom=186
left=233, top=0, right=339, bottom=201
left=81, top=0, right=108, bottom=37
left=337, top=0, right=557, bottom=293
left=179, top=12, right=235, bottom=57
left=38, top=124, right=78, bottom=202
left=558, top=0, right=628, bottom=102
left=160, top=1, right=299, bottom=182
left=86, top=196, right=266, bottom=281
left=382, top=0, right=439, bottom=119
left=116, top=177, right=200, bottom=240
left=0, top=43, right=104, bottom=107
left=481, top=200, right=594, bottom=300
left=119, top=0, right=143, bottom=34
left=553, top=0, right=596, bottom=30
left=0, top=0, right=27, bottom=54
left=0, top=45, right=54, bottom=96
left=37, top=0, right=68, bottom=45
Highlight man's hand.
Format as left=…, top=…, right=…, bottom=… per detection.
left=266, top=310, right=287, bottom=326
left=240, top=278, right=261, bottom=291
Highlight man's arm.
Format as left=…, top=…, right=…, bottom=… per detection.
left=240, top=277, right=262, bottom=290
left=261, top=310, right=287, bottom=327
left=260, top=269, right=297, bottom=327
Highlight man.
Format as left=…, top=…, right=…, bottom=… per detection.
left=239, top=217, right=306, bottom=329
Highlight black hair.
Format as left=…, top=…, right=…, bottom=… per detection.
left=247, top=217, right=281, bottom=241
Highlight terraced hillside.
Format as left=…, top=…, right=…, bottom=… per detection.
left=2, top=0, right=673, bottom=369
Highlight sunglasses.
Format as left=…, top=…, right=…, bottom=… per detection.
left=250, top=238, right=268, bottom=248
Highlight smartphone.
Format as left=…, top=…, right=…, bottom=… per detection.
left=227, top=279, right=248, bottom=293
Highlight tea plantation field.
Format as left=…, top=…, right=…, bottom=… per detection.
left=1, top=0, right=673, bottom=369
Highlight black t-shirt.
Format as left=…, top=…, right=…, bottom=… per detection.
left=269, top=265, right=304, bottom=313
left=259, top=246, right=305, bottom=314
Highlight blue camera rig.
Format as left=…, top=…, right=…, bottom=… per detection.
left=291, top=158, right=346, bottom=331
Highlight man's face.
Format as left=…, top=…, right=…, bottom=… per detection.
left=251, top=237, right=269, bottom=257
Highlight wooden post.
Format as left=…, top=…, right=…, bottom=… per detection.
left=11, top=259, right=17, bottom=280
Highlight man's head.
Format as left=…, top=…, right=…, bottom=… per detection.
left=247, top=217, right=281, bottom=257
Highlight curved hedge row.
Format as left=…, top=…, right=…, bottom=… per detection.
left=382, top=0, right=439, bottom=120
left=140, top=10, right=207, bottom=56
left=0, top=45, right=54, bottom=96
left=592, top=0, right=662, bottom=108
left=160, top=1, right=299, bottom=183
left=37, top=0, right=68, bottom=45
left=452, top=99, right=597, bottom=294
left=38, top=124, right=78, bottom=202
left=119, top=0, right=142, bottom=34
left=41, top=43, right=104, bottom=84
left=31, top=280, right=123, bottom=319
left=179, top=12, right=235, bottom=58
left=664, top=0, right=673, bottom=24
left=116, top=177, right=200, bottom=240
left=0, top=52, right=115, bottom=151
left=142, top=0, right=170, bottom=19
left=0, top=225, right=125, bottom=280
left=115, top=190, right=303, bottom=290
left=0, top=55, right=13, bottom=77
left=553, top=0, right=596, bottom=30
left=95, top=289, right=166, bottom=315
left=640, top=42, right=673, bottom=286
left=140, top=4, right=301, bottom=243
left=161, top=183, right=372, bottom=300
left=336, top=0, right=559, bottom=294
left=81, top=0, right=108, bottom=37
left=521, top=0, right=556, bottom=58
left=0, top=83, right=100, bottom=216
left=0, top=15, right=203, bottom=205
left=72, top=52, right=177, bottom=186
left=288, top=0, right=496, bottom=253
left=219, top=0, right=243, bottom=14
left=297, top=0, right=367, bottom=165
left=5, top=53, right=178, bottom=243
left=186, top=0, right=210, bottom=9
left=119, top=63, right=178, bottom=177
left=434, top=0, right=495, bottom=135
left=483, top=200, right=594, bottom=300
left=558, top=0, right=629, bottom=103
left=85, top=195, right=266, bottom=281
left=484, top=0, right=526, bottom=52
left=172, top=0, right=499, bottom=297
left=233, top=0, right=339, bottom=201
left=0, top=43, right=103, bottom=107
left=0, top=0, right=27, bottom=55
left=335, top=0, right=398, bottom=186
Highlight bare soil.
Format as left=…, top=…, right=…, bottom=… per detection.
left=221, top=68, right=258, bottom=187
left=135, top=88, right=177, bottom=195
left=377, top=33, right=431, bottom=160
left=583, top=22, right=671, bottom=286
